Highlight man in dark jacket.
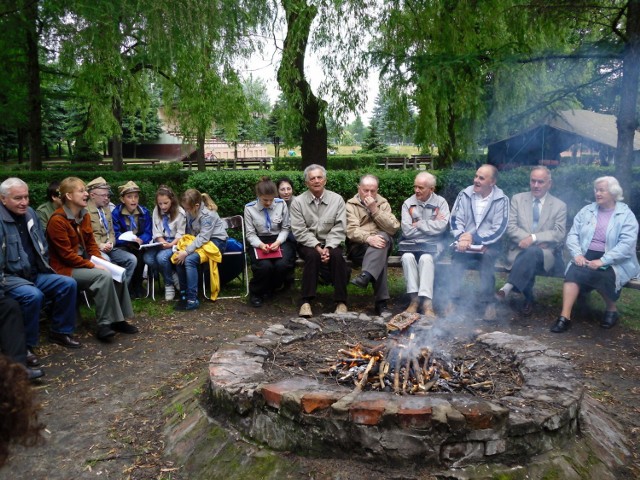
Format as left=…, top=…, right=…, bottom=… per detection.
left=0, top=178, right=80, bottom=364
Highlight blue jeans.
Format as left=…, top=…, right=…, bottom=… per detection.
left=176, top=239, right=227, bottom=301
left=143, top=247, right=176, bottom=286
left=8, top=273, right=78, bottom=347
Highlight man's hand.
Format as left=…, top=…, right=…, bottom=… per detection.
left=456, top=233, right=472, bottom=252
left=99, top=242, right=113, bottom=253
left=258, top=243, right=270, bottom=252
left=361, top=194, right=378, bottom=214
left=518, top=235, right=534, bottom=249
left=316, top=244, right=330, bottom=263
left=366, top=234, right=386, bottom=249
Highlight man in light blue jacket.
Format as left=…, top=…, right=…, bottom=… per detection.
left=447, top=164, right=509, bottom=320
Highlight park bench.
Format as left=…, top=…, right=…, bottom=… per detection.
left=376, top=155, right=434, bottom=170
left=97, top=158, right=164, bottom=167
left=294, top=255, right=640, bottom=291
left=182, top=156, right=272, bottom=171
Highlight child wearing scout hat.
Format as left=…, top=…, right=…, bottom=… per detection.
left=112, top=181, right=153, bottom=298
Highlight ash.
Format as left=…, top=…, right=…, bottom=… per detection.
left=263, top=315, right=524, bottom=399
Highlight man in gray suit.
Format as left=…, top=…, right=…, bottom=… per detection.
left=496, top=166, right=567, bottom=315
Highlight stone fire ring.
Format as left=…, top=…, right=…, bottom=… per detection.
left=207, top=314, right=582, bottom=467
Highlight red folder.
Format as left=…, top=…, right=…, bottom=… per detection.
left=254, top=247, right=283, bottom=260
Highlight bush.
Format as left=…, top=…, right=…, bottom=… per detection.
left=11, top=164, right=640, bottom=229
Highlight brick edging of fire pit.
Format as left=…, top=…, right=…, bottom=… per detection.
left=208, top=314, right=583, bottom=467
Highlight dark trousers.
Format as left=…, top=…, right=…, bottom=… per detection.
left=249, top=238, right=296, bottom=296
left=298, top=245, right=348, bottom=304
left=508, top=247, right=545, bottom=300
left=348, top=232, right=392, bottom=302
left=0, top=296, right=27, bottom=365
left=449, top=247, right=500, bottom=304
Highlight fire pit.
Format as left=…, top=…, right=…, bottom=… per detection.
left=207, top=313, right=583, bottom=467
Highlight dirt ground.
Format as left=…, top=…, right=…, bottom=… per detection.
left=2, top=283, right=640, bottom=480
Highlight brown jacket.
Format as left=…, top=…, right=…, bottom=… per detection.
left=346, top=193, right=400, bottom=244
left=46, top=206, right=102, bottom=276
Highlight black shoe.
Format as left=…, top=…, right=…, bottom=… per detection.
left=351, top=272, right=372, bottom=288
left=175, top=300, right=188, bottom=311
left=27, top=367, right=44, bottom=381
left=375, top=300, right=389, bottom=316
left=600, top=311, right=619, bottom=329
left=250, top=294, right=263, bottom=308
left=49, top=332, right=82, bottom=349
left=26, top=349, right=40, bottom=367
left=550, top=316, right=571, bottom=333
left=522, top=300, right=534, bottom=317
left=111, top=321, right=139, bottom=334
left=96, top=325, right=116, bottom=341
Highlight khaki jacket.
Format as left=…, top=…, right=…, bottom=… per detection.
left=346, top=194, right=400, bottom=244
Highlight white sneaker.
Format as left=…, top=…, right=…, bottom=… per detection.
left=165, top=285, right=176, bottom=301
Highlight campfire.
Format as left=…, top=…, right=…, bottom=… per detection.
left=209, top=314, right=584, bottom=466
left=320, top=333, right=519, bottom=396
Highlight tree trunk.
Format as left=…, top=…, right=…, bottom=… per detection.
left=616, top=0, right=640, bottom=210
left=17, top=128, right=25, bottom=163
left=66, top=139, right=73, bottom=157
left=277, top=0, right=328, bottom=169
left=197, top=131, right=205, bottom=171
left=111, top=98, right=124, bottom=171
left=24, top=0, right=43, bottom=171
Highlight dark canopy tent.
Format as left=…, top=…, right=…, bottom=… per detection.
left=488, top=109, right=640, bottom=168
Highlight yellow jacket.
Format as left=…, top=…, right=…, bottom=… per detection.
left=171, top=235, right=222, bottom=301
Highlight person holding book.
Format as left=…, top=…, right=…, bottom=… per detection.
left=112, top=181, right=153, bottom=298
left=46, top=177, right=138, bottom=342
left=346, top=174, right=400, bottom=316
left=142, top=186, right=186, bottom=301
left=244, top=177, right=296, bottom=307
left=397, top=172, right=450, bottom=316
left=172, top=189, right=228, bottom=311
left=447, top=164, right=509, bottom=320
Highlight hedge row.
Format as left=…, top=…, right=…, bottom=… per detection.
left=7, top=165, right=639, bottom=226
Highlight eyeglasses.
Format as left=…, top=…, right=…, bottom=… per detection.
left=93, top=192, right=110, bottom=198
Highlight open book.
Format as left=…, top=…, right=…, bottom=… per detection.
left=90, top=255, right=126, bottom=283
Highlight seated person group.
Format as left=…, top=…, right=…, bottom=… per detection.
left=2, top=165, right=637, bottom=380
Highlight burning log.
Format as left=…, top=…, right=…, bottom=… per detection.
left=355, top=356, right=376, bottom=391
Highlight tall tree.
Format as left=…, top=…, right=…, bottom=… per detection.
left=373, top=0, right=640, bottom=196
left=275, top=0, right=375, bottom=167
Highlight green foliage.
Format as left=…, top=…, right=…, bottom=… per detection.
left=360, top=121, right=388, bottom=153
left=16, top=164, right=640, bottom=230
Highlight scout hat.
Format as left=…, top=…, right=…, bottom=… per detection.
left=118, top=181, right=141, bottom=196
left=86, top=176, right=111, bottom=192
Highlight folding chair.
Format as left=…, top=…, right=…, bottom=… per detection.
left=202, top=215, right=249, bottom=300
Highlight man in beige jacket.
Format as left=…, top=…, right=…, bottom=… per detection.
left=290, top=164, right=349, bottom=317
left=346, top=174, right=400, bottom=315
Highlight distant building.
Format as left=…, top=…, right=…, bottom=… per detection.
left=488, top=109, right=640, bottom=169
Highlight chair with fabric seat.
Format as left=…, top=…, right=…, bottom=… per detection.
left=202, top=215, right=249, bottom=300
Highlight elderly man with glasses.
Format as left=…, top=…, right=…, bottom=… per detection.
left=86, top=177, right=137, bottom=283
